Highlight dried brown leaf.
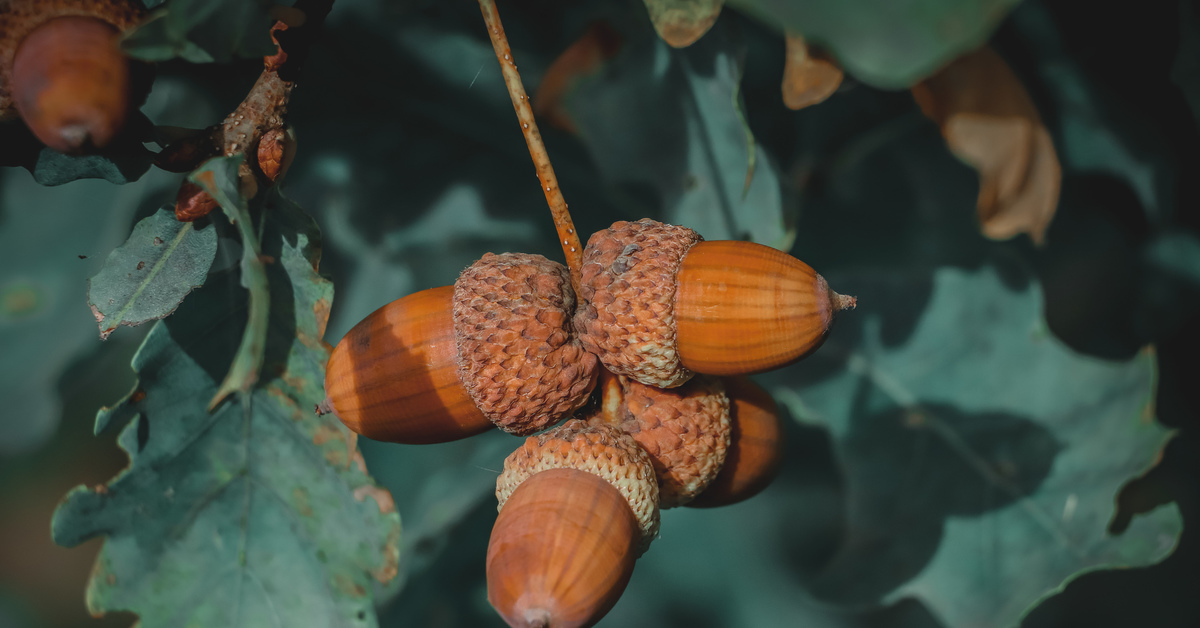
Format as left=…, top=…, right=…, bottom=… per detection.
left=533, top=21, right=621, bottom=134
left=642, top=0, right=723, bottom=48
left=781, top=33, right=843, bottom=110
left=912, top=45, right=1061, bottom=244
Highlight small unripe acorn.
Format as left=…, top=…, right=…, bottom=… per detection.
left=322, top=253, right=598, bottom=444
left=687, top=376, right=784, bottom=508
left=591, top=372, right=731, bottom=508
left=490, top=420, right=659, bottom=628
left=574, top=219, right=856, bottom=387
left=0, top=0, right=144, bottom=153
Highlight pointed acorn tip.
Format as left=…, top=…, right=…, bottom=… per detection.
left=315, top=396, right=335, bottom=416
left=522, top=609, right=551, bottom=628
left=833, top=292, right=857, bottom=311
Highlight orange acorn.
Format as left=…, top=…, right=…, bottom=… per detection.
left=322, top=253, right=598, bottom=444
left=687, top=376, right=784, bottom=508
left=490, top=420, right=659, bottom=628
left=591, top=372, right=731, bottom=508
left=574, top=219, right=856, bottom=387
left=0, top=0, right=144, bottom=153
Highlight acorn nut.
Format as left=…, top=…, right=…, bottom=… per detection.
left=574, top=219, right=856, bottom=387
left=0, top=0, right=145, bottom=153
left=490, top=420, right=660, bottom=628
left=687, top=376, right=784, bottom=508
left=322, top=253, right=599, bottom=444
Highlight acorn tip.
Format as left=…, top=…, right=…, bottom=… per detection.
left=833, top=292, right=857, bottom=311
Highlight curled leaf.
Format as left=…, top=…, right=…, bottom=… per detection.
left=912, top=45, right=1061, bottom=244
left=533, top=21, right=622, bottom=134
left=782, top=32, right=843, bottom=110
left=642, top=0, right=723, bottom=48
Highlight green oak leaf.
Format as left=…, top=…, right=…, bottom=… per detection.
left=0, top=167, right=178, bottom=454
left=727, top=0, right=1022, bottom=88
left=566, top=17, right=790, bottom=247
left=52, top=193, right=400, bottom=627
left=763, top=263, right=1181, bottom=628
left=122, top=0, right=276, bottom=63
left=88, top=206, right=218, bottom=339
left=190, top=155, right=270, bottom=410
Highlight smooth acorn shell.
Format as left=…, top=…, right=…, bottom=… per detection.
left=675, top=240, right=852, bottom=376
left=11, top=16, right=131, bottom=153
left=687, top=376, right=783, bottom=508
left=323, top=286, right=492, bottom=444
left=488, top=468, right=638, bottom=628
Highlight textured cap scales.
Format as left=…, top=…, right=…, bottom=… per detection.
left=453, top=252, right=598, bottom=435
left=574, top=219, right=703, bottom=388
left=595, top=374, right=731, bottom=508
left=497, top=419, right=660, bottom=552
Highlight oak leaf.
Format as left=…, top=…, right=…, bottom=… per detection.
left=912, top=45, right=1061, bottom=244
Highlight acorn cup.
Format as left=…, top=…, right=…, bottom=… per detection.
left=591, top=371, right=731, bottom=508
left=575, top=219, right=856, bottom=388
left=322, top=253, right=599, bottom=444
left=686, top=376, right=784, bottom=508
left=489, top=420, right=660, bottom=628
left=0, top=0, right=145, bottom=153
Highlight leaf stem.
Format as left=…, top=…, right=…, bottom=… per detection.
left=477, top=0, right=584, bottom=294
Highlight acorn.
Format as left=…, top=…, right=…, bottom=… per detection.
left=490, top=420, right=659, bottom=628
left=322, top=253, right=599, bottom=444
left=574, top=219, right=856, bottom=387
left=686, top=376, right=784, bottom=508
left=591, top=371, right=731, bottom=508
left=0, top=0, right=144, bottom=153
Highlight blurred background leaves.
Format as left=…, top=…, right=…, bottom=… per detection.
left=2, top=0, right=1199, bottom=627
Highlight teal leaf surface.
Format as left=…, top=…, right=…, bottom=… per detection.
left=564, top=17, right=790, bottom=246
left=0, top=167, right=177, bottom=454
left=763, top=263, right=1181, bottom=628
left=191, top=155, right=270, bottom=410
left=88, top=207, right=218, bottom=339
left=51, top=194, right=400, bottom=626
left=122, top=0, right=276, bottom=63
left=727, top=0, right=1023, bottom=88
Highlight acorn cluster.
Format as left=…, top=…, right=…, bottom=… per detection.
left=323, top=218, right=854, bottom=628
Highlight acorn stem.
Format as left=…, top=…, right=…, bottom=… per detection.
left=477, top=0, right=584, bottom=296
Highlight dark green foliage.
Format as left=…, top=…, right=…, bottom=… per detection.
left=52, top=194, right=400, bottom=626
left=88, top=206, right=218, bottom=339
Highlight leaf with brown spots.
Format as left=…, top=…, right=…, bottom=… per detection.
left=87, top=206, right=218, bottom=340
left=52, top=191, right=400, bottom=627
left=912, top=45, right=1061, bottom=244
left=781, top=32, right=843, bottom=110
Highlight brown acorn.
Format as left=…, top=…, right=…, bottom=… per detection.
left=322, top=253, right=599, bottom=444
left=574, top=219, right=856, bottom=387
left=0, top=0, right=144, bottom=153
left=591, top=371, right=731, bottom=508
left=490, top=420, right=659, bottom=628
left=687, top=376, right=784, bottom=508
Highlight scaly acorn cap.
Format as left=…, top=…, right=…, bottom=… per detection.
left=574, top=219, right=703, bottom=388
left=497, top=419, right=660, bottom=553
left=454, top=253, right=599, bottom=435
left=323, top=253, right=597, bottom=443
left=593, top=373, right=731, bottom=508
left=576, top=219, right=856, bottom=386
